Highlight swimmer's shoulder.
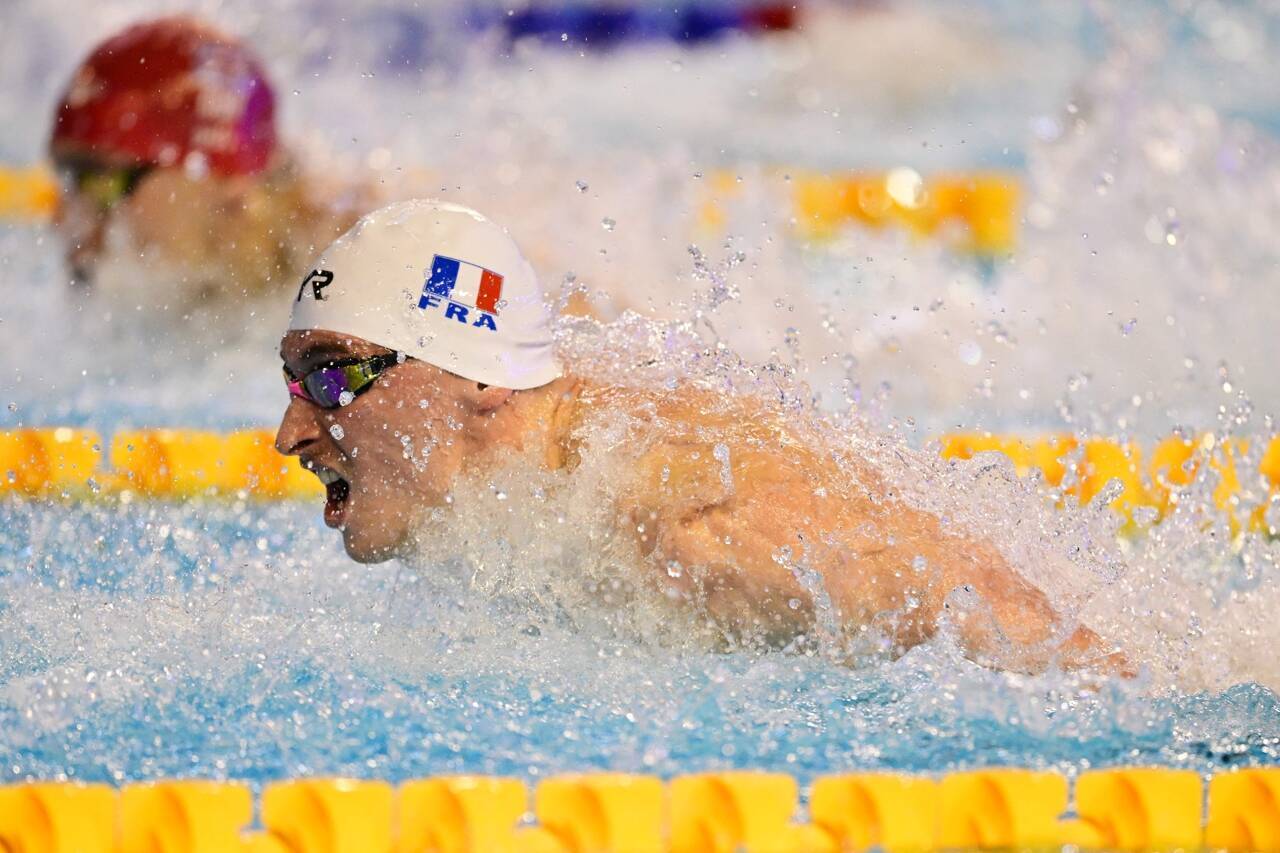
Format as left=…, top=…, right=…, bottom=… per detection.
left=569, top=382, right=762, bottom=450
left=569, top=382, right=846, bottom=514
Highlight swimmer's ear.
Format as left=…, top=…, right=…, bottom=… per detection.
left=463, top=382, right=514, bottom=414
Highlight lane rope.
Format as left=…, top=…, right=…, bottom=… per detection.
left=0, top=164, right=1020, bottom=254
left=1, top=768, right=1276, bottom=851
left=696, top=169, right=1019, bottom=254
left=3, top=427, right=1275, bottom=526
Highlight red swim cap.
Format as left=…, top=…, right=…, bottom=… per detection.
left=50, top=17, right=277, bottom=177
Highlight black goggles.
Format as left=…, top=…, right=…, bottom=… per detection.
left=58, top=161, right=154, bottom=210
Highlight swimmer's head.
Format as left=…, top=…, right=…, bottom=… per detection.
left=48, top=17, right=279, bottom=286
left=275, top=200, right=562, bottom=562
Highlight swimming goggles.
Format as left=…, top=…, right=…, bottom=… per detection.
left=284, top=353, right=404, bottom=409
left=58, top=162, right=153, bottom=210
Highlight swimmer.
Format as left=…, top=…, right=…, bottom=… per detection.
left=275, top=200, right=1126, bottom=675
left=42, top=17, right=796, bottom=343
left=48, top=16, right=360, bottom=302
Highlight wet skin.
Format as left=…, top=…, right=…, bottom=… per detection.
left=52, top=161, right=353, bottom=296
left=276, top=329, right=575, bottom=563
left=54, top=167, right=255, bottom=285
left=277, top=329, right=1126, bottom=674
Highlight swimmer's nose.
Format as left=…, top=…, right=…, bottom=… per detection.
left=53, top=195, right=106, bottom=284
left=275, top=397, right=322, bottom=457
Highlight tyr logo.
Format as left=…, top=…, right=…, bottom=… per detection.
left=296, top=269, right=334, bottom=302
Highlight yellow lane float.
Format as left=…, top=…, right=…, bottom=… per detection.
left=1208, top=769, right=1280, bottom=852
left=121, top=781, right=253, bottom=853
left=810, top=773, right=937, bottom=851
left=0, top=783, right=116, bottom=853
left=1068, top=768, right=1203, bottom=850
left=4, top=427, right=1280, bottom=519
left=398, top=777, right=528, bottom=852
left=5, top=160, right=1016, bottom=256
left=0, top=427, right=322, bottom=500
left=531, top=775, right=664, bottom=852
left=2, top=768, right=1278, bottom=852
left=938, top=431, right=1280, bottom=529
left=109, top=429, right=322, bottom=499
left=0, top=164, right=58, bottom=222
left=669, top=773, right=831, bottom=853
left=0, top=427, right=101, bottom=496
left=698, top=169, right=1019, bottom=255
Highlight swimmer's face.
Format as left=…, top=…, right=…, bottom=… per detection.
left=275, top=329, right=487, bottom=563
left=52, top=162, right=129, bottom=284
left=53, top=159, right=269, bottom=289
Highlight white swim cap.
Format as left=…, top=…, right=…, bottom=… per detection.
left=289, top=199, right=561, bottom=390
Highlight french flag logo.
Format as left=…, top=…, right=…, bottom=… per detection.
left=419, top=255, right=504, bottom=314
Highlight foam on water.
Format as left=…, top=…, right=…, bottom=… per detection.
left=2, top=0, right=1280, bottom=783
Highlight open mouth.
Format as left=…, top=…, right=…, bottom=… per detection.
left=307, top=462, right=351, bottom=528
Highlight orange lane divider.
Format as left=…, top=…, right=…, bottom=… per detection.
left=2, top=427, right=1278, bottom=518
left=6, top=163, right=1018, bottom=255
left=2, top=427, right=1279, bottom=517
left=1, top=768, right=1278, bottom=851
left=0, top=428, right=322, bottom=500
left=939, top=432, right=1280, bottom=528
left=698, top=169, right=1020, bottom=255
left=0, top=427, right=101, bottom=496
left=8, top=164, right=1020, bottom=254
left=0, top=164, right=58, bottom=222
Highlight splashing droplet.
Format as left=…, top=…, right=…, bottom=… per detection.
left=885, top=167, right=925, bottom=209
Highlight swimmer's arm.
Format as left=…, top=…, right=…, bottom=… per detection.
left=631, top=491, right=1126, bottom=674
left=861, top=512, right=1130, bottom=675
left=633, top=506, right=837, bottom=644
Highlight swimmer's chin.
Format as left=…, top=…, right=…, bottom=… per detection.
left=339, top=528, right=410, bottom=564
left=340, top=509, right=440, bottom=564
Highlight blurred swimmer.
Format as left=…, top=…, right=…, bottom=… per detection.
left=276, top=200, right=1125, bottom=675
left=49, top=16, right=359, bottom=303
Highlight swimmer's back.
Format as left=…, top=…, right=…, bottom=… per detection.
left=569, top=381, right=855, bottom=514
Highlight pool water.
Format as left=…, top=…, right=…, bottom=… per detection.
left=3, top=0, right=1280, bottom=789
left=3, top=497, right=1278, bottom=786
